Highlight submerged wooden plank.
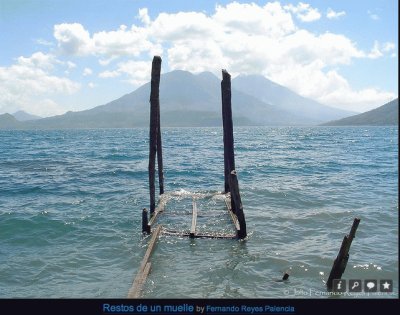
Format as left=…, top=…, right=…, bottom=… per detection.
left=190, top=200, right=198, bottom=238
left=128, top=225, right=162, bottom=298
left=148, top=195, right=167, bottom=227
left=162, top=228, right=236, bottom=239
left=128, top=262, right=151, bottom=298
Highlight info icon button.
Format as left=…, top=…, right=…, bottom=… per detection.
left=332, top=279, right=346, bottom=292
left=349, top=280, right=362, bottom=292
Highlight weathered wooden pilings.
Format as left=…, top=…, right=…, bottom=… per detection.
left=229, top=170, right=247, bottom=239
left=190, top=200, right=198, bottom=238
left=142, top=208, right=150, bottom=234
left=327, top=218, right=361, bottom=290
left=221, top=69, right=247, bottom=240
left=221, top=69, right=235, bottom=194
left=149, top=56, right=164, bottom=215
left=157, top=108, right=164, bottom=195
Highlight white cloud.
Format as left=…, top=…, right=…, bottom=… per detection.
left=383, top=42, right=396, bottom=52
left=36, top=38, right=54, bottom=46
left=366, top=41, right=396, bottom=59
left=83, top=67, right=93, bottom=76
left=53, top=22, right=162, bottom=59
left=99, top=60, right=151, bottom=87
left=54, top=23, right=93, bottom=55
left=66, top=61, right=76, bottom=69
left=17, top=51, right=56, bottom=70
left=138, top=8, right=151, bottom=25
left=326, top=8, right=346, bottom=19
left=0, top=52, right=80, bottom=116
left=34, top=2, right=395, bottom=114
left=28, top=99, right=66, bottom=117
left=284, top=2, right=321, bottom=22
left=99, top=69, right=120, bottom=78
left=213, top=2, right=296, bottom=37
left=88, top=82, right=96, bottom=88
left=367, top=10, right=380, bottom=20
left=319, top=84, right=395, bottom=112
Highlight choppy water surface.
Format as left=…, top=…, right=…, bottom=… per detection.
left=0, top=127, right=397, bottom=298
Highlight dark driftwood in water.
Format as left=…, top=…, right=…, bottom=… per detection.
left=190, top=200, right=198, bottom=238
left=148, top=56, right=162, bottom=214
left=229, top=170, right=247, bottom=239
left=327, top=218, right=361, bottom=290
left=128, top=225, right=162, bottom=298
left=282, top=273, right=290, bottom=281
left=142, top=208, right=150, bottom=234
left=221, top=70, right=235, bottom=194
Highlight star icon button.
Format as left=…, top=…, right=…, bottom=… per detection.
left=380, top=280, right=393, bottom=292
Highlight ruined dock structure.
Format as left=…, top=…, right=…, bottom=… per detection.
left=128, top=56, right=361, bottom=298
left=128, top=56, right=247, bottom=298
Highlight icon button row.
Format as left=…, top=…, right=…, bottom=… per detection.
left=332, top=279, right=393, bottom=292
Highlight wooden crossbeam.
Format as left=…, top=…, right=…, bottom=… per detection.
left=128, top=225, right=162, bottom=298
left=190, top=200, right=198, bottom=238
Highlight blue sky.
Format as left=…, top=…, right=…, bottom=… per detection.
left=0, top=0, right=398, bottom=117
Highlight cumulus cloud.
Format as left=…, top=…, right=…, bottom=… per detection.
left=54, top=23, right=93, bottom=55
left=53, top=22, right=162, bottom=59
left=99, top=60, right=151, bottom=87
left=29, top=2, right=398, bottom=113
left=284, top=2, right=321, bottom=22
left=0, top=52, right=80, bottom=116
left=326, top=8, right=346, bottom=19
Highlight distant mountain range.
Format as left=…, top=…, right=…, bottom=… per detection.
left=0, top=70, right=363, bottom=129
left=322, top=98, right=398, bottom=126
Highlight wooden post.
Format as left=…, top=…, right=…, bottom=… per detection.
left=229, top=170, right=247, bottom=239
left=142, top=208, right=150, bottom=234
left=221, top=70, right=235, bottom=193
left=190, top=200, right=198, bottom=238
left=327, top=218, right=361, bottom=290
left=149, top=56, right=162, bottom=215
left=157, top=107, right=164, bottom=195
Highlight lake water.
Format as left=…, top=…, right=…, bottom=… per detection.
left=0, top=126, right=398, bottom=298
